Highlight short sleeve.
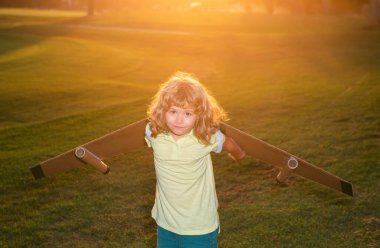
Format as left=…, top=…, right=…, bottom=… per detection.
left=145, top=123, right=152, bottom=148
left=211, top=130, right=225, bottom=153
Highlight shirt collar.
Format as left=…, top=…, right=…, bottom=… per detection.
left=160, top=129, right=198, bottom=143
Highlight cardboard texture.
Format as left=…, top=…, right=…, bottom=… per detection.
left=75, top=147, right=110, bottom=174
left=219, top=122, right=353, bottom=196
left=30, top=119, right=147, bottom=179
left=30, top=119, right=353, bottom=196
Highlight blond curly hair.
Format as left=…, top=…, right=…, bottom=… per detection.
left=147, top=72, right=227, bottom=144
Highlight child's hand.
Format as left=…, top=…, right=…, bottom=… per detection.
left=228, top=150, right=246, bottom=161
left=224, top=136, right=246, bottom=161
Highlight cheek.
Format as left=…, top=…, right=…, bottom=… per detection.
left=164, top=113, right=172, bottom=123
left=187, top=116, right=197, bottom=127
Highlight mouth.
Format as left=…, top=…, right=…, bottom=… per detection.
left=173, top=125, right=184, bottom=129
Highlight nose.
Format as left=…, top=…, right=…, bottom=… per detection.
left=175, top=113, right=184, bottom=124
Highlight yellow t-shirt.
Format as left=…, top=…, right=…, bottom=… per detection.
left=145, top=123, right=225, bottom=235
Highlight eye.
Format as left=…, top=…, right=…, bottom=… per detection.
left=185, top=112, right=193, bottom=117
left=169, top=110, right=176, bottom=114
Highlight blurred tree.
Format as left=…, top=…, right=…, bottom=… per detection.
left=87, top=0, right=94, bottom=15
left=265, top=0, right=275, bottom=14
left=240, top=0, right=253, bottom=12
left=290, top=0, right=305, bottom=14
left=368, top=0, right=380, bottom=25
left=322, top=0, right=332, bottom=14
left=0, top=0, right=62, bottom=8
left=0, top=0, right=376, bottom=17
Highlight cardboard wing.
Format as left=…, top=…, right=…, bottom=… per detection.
left=220, top=122, right=353, bottom=196
left=30, top=119, right=353, bottom=196
left=30, top=119, right=147, bottom=179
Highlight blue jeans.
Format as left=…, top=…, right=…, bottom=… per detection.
left=157, top=225, right=219, bottom=248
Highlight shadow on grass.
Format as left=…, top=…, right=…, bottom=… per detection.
left=0, top=13, right=90, bottom=55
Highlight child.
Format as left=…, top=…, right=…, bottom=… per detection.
left=145, top=72, right=246, bottom=248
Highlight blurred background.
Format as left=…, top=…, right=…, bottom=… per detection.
left=0, top=0, right=379, bottom=21
left=0, top=0, right=379, bottom=247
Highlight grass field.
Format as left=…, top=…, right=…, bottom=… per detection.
left=0, top=8, right=379, bottom=247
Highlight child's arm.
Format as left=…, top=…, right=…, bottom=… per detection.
left=223, top=135, right=246, bottom=160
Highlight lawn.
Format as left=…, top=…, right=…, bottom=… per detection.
left=0, top=8, right=379, bottom=247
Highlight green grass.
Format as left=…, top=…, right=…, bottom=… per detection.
left=0, top=8, right=379, bottom=247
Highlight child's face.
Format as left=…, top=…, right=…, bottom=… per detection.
left=165, top=106, right=197, bottom=141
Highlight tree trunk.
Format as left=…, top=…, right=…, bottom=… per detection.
left=322, top=0, right=331, bottom=15
left=291, top=0, right=305, bottom=15
left=87, top=0, right=94, bottom=16
left=369, top=0, right=380, bottom=25
left=265, top=0, right=275, bottom=14
left=243, top=0, right=252, bottom=13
